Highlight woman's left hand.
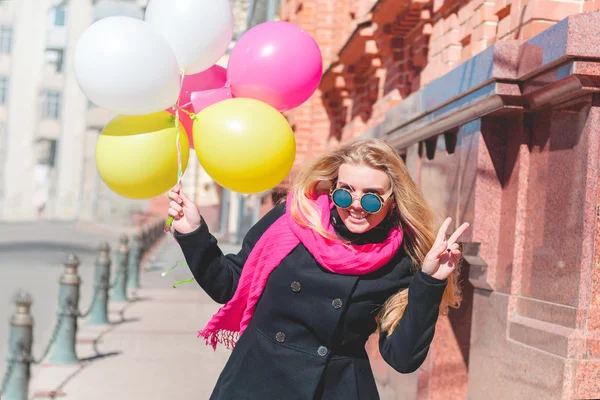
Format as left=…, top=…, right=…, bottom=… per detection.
left=422, top=217, right=470, bottom=281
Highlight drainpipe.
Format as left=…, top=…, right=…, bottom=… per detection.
left=266, top=0, right=278, bottom=21
left=252, top=194, right=261, bottom=225
left=246, top=0, right=257, bottom=29
left=235, top=194, right=245, bottom=244
left=218, top=188, right=230, bottom=238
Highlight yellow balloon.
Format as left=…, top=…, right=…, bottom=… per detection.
left=193, top=98, right=296, bottom=194
left=96, top=111, right=189, bottom=200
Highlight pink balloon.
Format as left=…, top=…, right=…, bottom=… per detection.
left=167, top=65, right=227, bottom=148
left=227, top=21, right=323, bottom=112
left=180, top=65, right=227, bottom=108
left=191, top=87, right=233, bottom=114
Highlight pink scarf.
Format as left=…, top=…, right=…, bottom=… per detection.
left=198, top=192, right=404, bottom=350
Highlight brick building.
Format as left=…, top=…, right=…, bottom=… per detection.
left=271, top=0, right=600, bottom=399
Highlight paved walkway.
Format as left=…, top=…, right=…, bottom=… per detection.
left=0, top=220, right=158, bottom=381
left=28, top=236, right=242, bottom=399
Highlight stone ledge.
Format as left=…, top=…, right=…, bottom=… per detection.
left=361, top=10, right=600, bottom=150
left=508, top=314, right=573, bottom=358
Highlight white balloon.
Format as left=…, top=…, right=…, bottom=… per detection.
left=74, top=16, right=181, bottom=115
left=145, top=0, right=234, bottom=74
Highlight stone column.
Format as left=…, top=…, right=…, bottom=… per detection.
left=52, top=0, right=92, bottom=220
left=0, top=0, right=49, bottom=220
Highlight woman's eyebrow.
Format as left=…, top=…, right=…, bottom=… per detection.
left=338, top=181, right=385, bottom=193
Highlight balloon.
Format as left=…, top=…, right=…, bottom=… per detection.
left=145, top=0, right=234, bottom=74
left=74, top=16, right=180, bottom=115
left=179, top=65, right=228, bottom=109
left=190, top=88, right=232, bottom=114
left=193, top=98, right=296, bottom=194
left=166, top=65, right=228, bottom=148
left=96, top=111, right=190, bottom=199
left=227, top=21, right=323, bottom=112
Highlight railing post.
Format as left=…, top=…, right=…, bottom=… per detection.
left=127, top=234, right=141, bottom=289
left=150, top=221, right=156, bottom=246
left=2, top=291, right=33, bottom=400
left=140, top=225, right=149, bottom=257
left=48, top=255, right=81, bottom=365
left=88, top=242, right=111, bottom=325
left=110, top=234, right=129, bottom=302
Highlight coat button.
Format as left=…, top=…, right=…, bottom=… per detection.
left=332, top=298, right=343, bottom=309
left=276, top=332, right=286, bottom=343
left=291, top=281, right=301, bottom=292
left=317, top=346, right=328, bottom=357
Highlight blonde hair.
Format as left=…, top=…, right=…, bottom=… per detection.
left=289, top=138, right=462, bottom=336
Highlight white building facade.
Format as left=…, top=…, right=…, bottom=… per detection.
left=0, top=0, right=149, bottom=222
left=0, top=0, right=282, bottom=236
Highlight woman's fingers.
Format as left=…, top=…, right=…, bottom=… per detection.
left=167, top=208, right=180, bottom=219
left=179, top=190, right=193, bottom=206
left=434, top=217, right=452, bottom=246
left=168, top=188, right=194, bottom=208
left=169, top=200, right=182, bottom=213
left=167, top=191, right=182, bottom=203
left=447, top=222, right=470, bottom=246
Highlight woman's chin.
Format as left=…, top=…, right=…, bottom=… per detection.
left=343, top=217, right=372, bottom=234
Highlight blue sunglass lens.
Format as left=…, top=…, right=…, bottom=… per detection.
left=361, top=194, right=382, bottom=213
left=332, top=189, right=353, bottom=208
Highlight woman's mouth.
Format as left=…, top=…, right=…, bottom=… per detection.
left=348, top=213, right=367, bottom=223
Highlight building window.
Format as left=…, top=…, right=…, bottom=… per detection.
left=0, top=76, right=8, bottom=105
left=40, top=90, right=62, bottom=120
left=34, top=138, right=57, bottom=167
left=54, top=6, right=67, bottom=27
left=44, top=49, right=64, bottom=73
left=0, top=26, right=12, bottom=54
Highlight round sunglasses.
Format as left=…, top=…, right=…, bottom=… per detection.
left=331, top=187, right=393, bottom=214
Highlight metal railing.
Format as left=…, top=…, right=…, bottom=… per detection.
left=0, top=218, right=165, bottom=400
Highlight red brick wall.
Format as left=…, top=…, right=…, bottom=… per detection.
left=282, top=0, right=595, bottom=170
left=279, top=0, right=599, bottom=399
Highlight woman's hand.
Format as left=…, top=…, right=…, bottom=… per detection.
left=422, top=217, right=470, bottom=281
left=167, top=185, right=202, bottom=234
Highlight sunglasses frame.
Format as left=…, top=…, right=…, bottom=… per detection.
left=330, top=187, right=394, bottom=214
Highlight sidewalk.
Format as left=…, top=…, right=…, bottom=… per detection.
left=28, top=236, right=242, bottom=400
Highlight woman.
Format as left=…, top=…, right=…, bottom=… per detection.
left=167, top=138, right=468, bottom=400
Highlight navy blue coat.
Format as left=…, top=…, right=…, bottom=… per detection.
left=175, top=203, right=447, bottom=399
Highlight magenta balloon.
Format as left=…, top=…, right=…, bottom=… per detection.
left=190, top=87, right=233, bottom=114
left=180, top=65, right=227, bottom=108
left=166, top=65, right=228, bottom=148
left=227, top=21, right=323, bottom=112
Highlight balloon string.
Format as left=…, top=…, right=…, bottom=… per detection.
left=161, top=260, right=195, bottom=288
left=172, top=278, right=195, bottom=288
left=179, top=108, right=198, bottom=121
left=165, top=72, right=186, bottom=234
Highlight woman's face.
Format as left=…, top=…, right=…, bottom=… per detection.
left=334, top=163, right=394, bottom=234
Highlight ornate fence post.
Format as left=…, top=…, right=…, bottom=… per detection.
left=88, top=243, right=111, bottom=325
left=126, top=234, right=141, bottom=289
left=48, top=255, right=81, bottom=364
left=111, top=235, right=129, bottom=302
left=140, top=225, right=149, bottom=257
left=155, top=219, right=162, bottom=242
left=2, top=291, right=33, bottom=400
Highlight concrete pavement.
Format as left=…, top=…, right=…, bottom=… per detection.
left=27, top=235, right=242, bottom=399
left=0, top=220, right=146, bottom=382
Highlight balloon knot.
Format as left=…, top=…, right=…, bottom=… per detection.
left=224, top=81, right=231, bottom=89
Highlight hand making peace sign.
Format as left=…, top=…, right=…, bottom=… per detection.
left=422, top=217, right=470, bottom=281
